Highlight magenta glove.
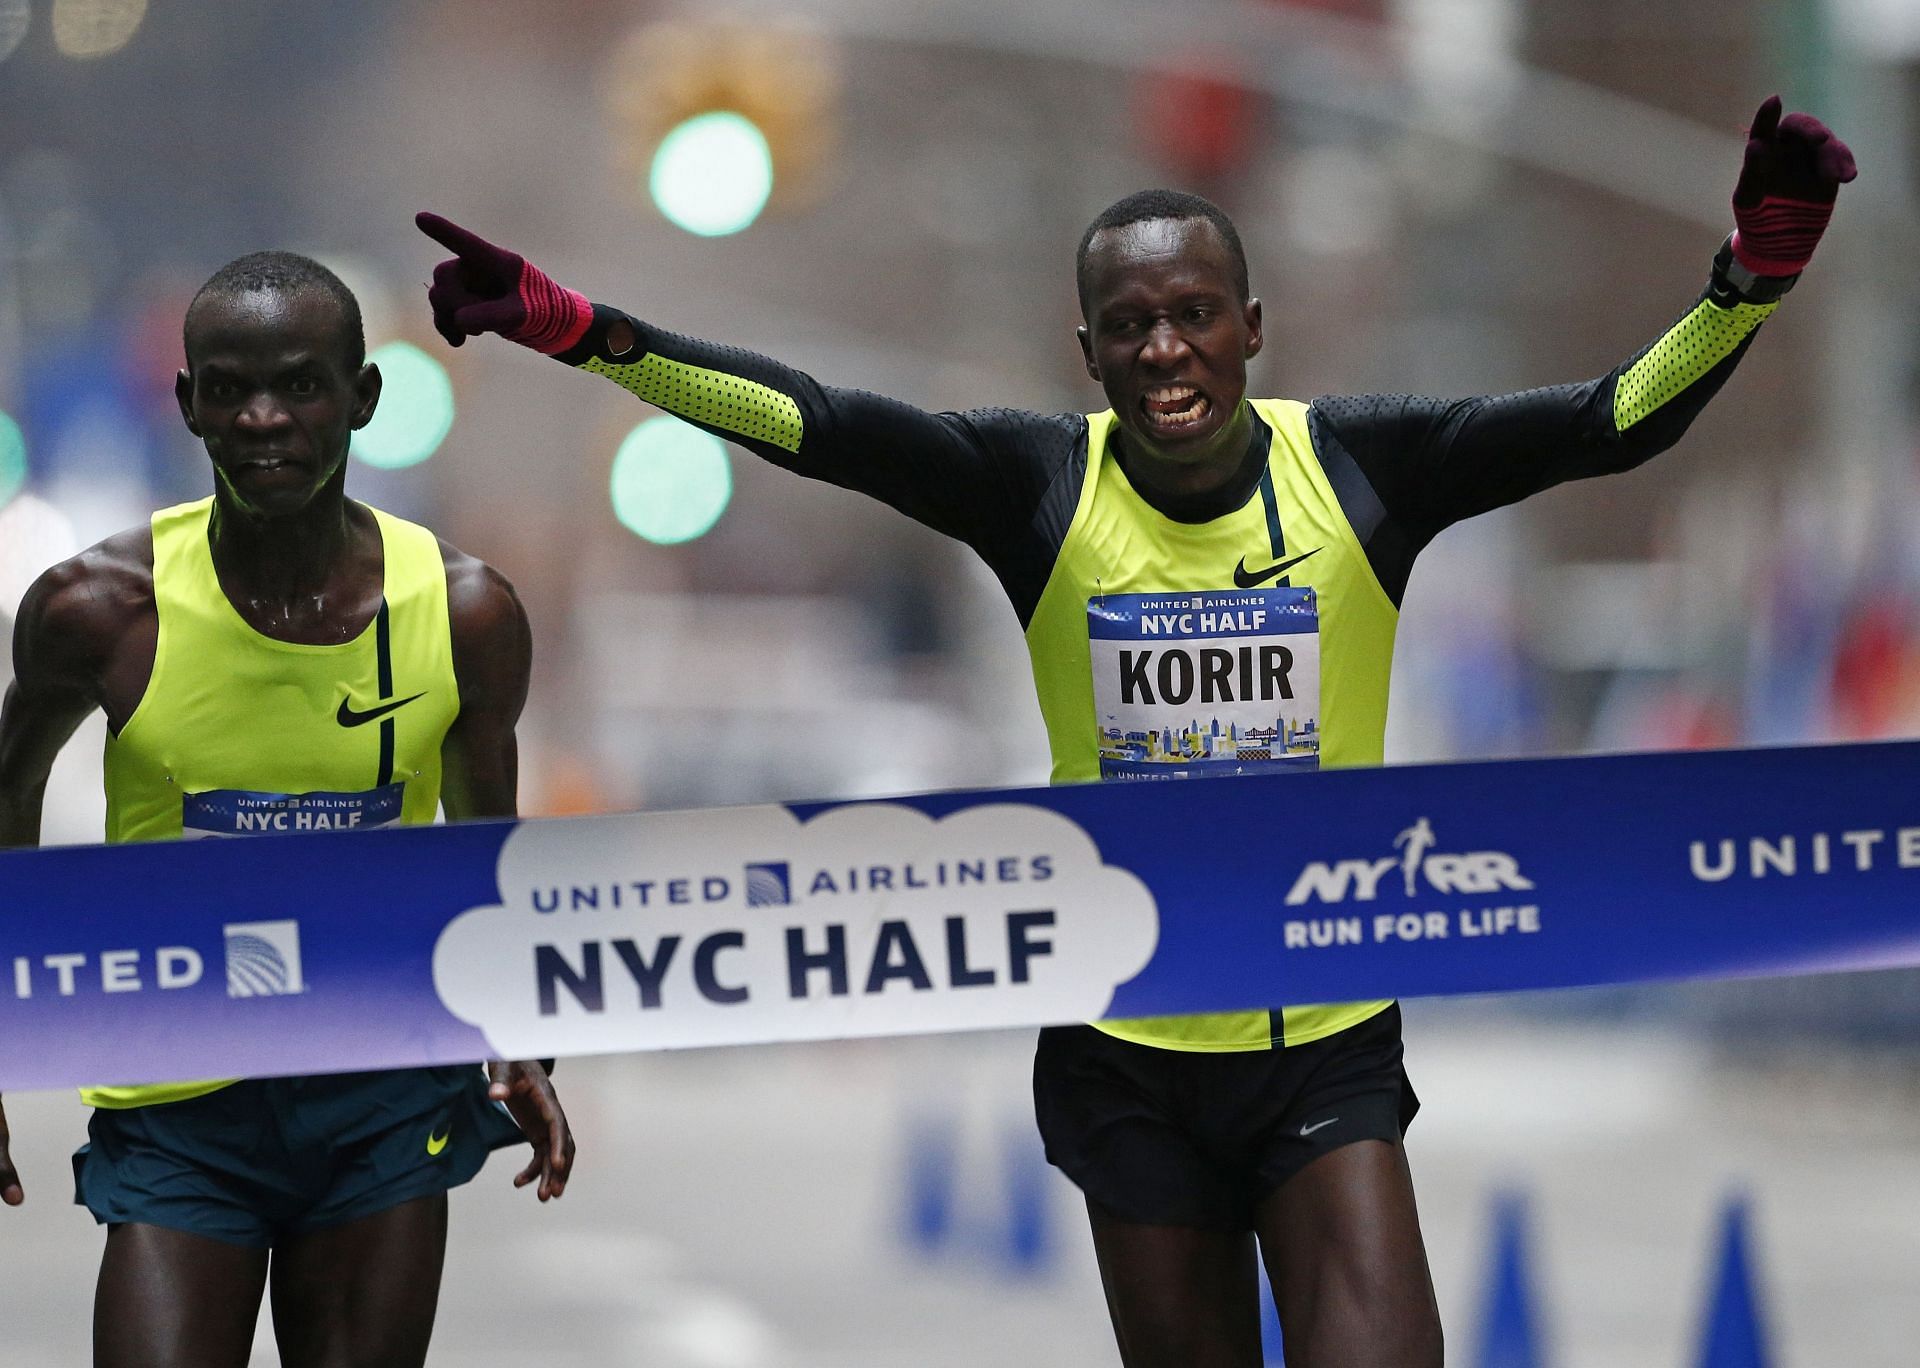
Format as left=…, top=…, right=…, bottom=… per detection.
left=416, top=212, right=592, bottom=354
left=1730, top=96, right=1857, bottom=277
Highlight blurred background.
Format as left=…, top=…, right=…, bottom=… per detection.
left=3, top=0, right=1919, bottom=1363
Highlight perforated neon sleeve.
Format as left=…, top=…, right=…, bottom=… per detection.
left=580, top=353, right=803, bottom=453
left=558, top=306, right=1087, bottom=608
left=1613, top=299, right=1776, bottom=432
left=1308, top=264, right=1783, bottom=596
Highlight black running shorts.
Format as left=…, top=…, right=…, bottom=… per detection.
left=1033, top=1003, right=1418, bottom=1231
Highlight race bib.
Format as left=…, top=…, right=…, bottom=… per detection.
left=182, top=784, right=405, bottom=839
left=1089, top=588, right=1320, bottom=780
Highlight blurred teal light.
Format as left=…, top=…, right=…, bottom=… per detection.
left=0, top=411, right=26, bottom=509
left=352, top=342, right=454, bottom=470
left=649, top=111, right=774, bottom=237
left=610, top=417, right=732, bottom=544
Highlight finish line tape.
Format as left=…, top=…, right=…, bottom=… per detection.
left=3, top=740, right=1918, bottom=1093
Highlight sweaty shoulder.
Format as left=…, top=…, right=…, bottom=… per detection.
left=438, top=540, right=527, bottom=646
left=438, top=539, right=532, bottom=704
left=10, top=527, right=157, bottom=724
left=15, top=528, right=156, bottom=670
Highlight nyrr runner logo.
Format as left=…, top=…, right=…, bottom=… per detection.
left=1281, top=818, right=1541, bottom=949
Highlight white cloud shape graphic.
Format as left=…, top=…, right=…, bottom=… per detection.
left=432, top=801, right=1158, bottom=1059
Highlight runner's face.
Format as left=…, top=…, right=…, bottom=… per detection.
left=1078, top=218, right=1262, bottom=468
left=177, top=289, right=379, bottom=519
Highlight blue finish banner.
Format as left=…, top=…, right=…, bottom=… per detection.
left=2, top=740, right=1918, bottom=1093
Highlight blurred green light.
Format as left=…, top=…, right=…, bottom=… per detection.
left=649, top=111, right=774, bottom=238
left=352, top=342, right=454, bottom=470
left=0, top=411, right=26, bottom=510
left=610, top=417, right=732, bottom=544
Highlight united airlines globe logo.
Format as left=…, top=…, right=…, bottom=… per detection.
left=223, top=921, right=307, bottom=997
left=744, top=861, right=792, bottom=907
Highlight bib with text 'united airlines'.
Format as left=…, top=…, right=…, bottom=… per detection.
left=182, top=785, right=406, bottom=839
left=1089, top=587, right=1320, bottom=779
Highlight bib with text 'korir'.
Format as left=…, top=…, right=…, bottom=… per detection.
left=1089, top=587, right=1320, bottom=779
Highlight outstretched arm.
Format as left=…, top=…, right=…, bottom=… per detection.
left=414, top=213, right=1078, bottom=557
left=1307, top=97, right=1855, bottom=602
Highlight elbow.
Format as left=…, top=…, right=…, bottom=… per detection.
left=1603, top=407, right=1698, bottom=472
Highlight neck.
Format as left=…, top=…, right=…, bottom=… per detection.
left=208, top=478, right=354, bottom=606
left=1115, top=401, right=1257, bottom=502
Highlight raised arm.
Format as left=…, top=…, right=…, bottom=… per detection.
left=1306, top=97, right=1855, bottom=602
left=414, top=212, right=1079, bottom=557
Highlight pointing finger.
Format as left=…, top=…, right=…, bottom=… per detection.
left=416, top=211, right=501, bottom=262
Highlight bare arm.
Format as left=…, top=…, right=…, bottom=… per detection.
left=438, top=546, right=531, bottom=822
left=1, top=576, right=102, bottom=846
left=0, top=534, right=151, bottom=1205
left=435, top=544, right=571, bottom=1196
left=0, top=537, right=152, bottom=847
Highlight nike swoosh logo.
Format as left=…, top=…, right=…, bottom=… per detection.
left=426, top=1125, right=452, bottom=1157
left=1233, top=547, right=1321, bottom=588
left=1299, top=1116, right=1340, bottom=1137
left=336, top=692, right=426, bottom=728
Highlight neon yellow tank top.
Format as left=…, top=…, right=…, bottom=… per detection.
left=1024, top=400, right=1395, bottom=1051
left=85, top=497, right=458, bottom=1108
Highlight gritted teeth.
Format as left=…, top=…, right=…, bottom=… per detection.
left=1142, top=385, right=1210, bottom=424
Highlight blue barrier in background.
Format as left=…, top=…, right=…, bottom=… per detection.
left=902, top=1110, right=958, bottom=1255
left=897, top=1126, right=1784, bottom=1368
left=898, top=1107, right=1059, bottom=1279
left=1001, top=1124, right=1054, bottom=1275
left=1697, top=1195, right=1773, bottom=1368
left=1259, top=1270, right=1286, bottom=1364
left=1474, top=1191, right=1550, bottom=1368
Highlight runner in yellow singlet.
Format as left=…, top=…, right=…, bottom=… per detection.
left=0, top=253, right=573, bottom=1368
left=413, top=96, right=1852, bottom=1368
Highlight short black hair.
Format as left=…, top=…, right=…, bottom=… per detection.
left=1076, top=189, right=1250, bottom=315
left=184, top=251, right=365, bottom=370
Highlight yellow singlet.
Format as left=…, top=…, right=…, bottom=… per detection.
left=85, top=497, right=458, bottom=1108
left=1024, top=401, right=1397, bottom=1051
